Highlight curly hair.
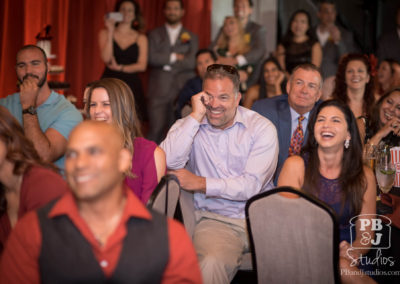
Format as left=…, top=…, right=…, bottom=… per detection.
left=332, top=53, right=375, bottom=118
left=301, top=100, right=366, bottom=216
left=0, top=107, right=57, bottom=216
left=87, top=78, right=143, bottom=155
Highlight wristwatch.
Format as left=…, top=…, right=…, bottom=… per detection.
left=22, top=106, right=37, bottom=115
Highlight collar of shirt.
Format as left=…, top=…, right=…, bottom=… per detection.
left=48, top=187, right=152, bottom=250
left=316, top=26, right=330, bottom=46
left=165, top=23, right=182, bottom=46
left=199, top=106, right=247, bottom=130
left=289, top=106, right=310, bottom=135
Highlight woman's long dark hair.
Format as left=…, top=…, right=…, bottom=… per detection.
left=281, top=9, right=317, bottom=46
left=301, top=100, right=366, bottom=215
left=368, top=87, right=400, bottom=146
left=115, top=0, right=144, bottom=31
left=258, top=57, right=285, bottom=98
left=332, top=53, right=375, bottom=118
left=0, top=107, right=58, bottom=216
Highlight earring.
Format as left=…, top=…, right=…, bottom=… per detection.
left=344, top=139, right=350, bottom=149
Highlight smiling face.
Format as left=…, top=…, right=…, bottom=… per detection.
left=223, top=17, right=240, bottom=37
left=16, top=47, right=48, bottom=88
left=233, top=0, right=252, bottom=22
left=65, top=122, right=131, bottom=203
left=314, top=105, right=350, bottom=150
left=203, top=77, right=241, bottom=130
left=119, top=1, right=135, bottom=23
left=263, top=61, right=281, bottom=86
left=164, top=0, right=184, bottom=25
left=291, top=12, right=309, bottom=37
left=345, top=60, right=370, bottom=91
left=377, top=61, right=392, bottom=85
left=89, top=88, right=113, bottom=123
left=380, top=91, right=400, bottom=125
left=287, top=68, right=322, bottom=115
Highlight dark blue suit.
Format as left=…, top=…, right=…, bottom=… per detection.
left=252, top=94, right=321, bottom=185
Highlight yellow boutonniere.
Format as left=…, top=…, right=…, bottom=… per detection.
left=181, top=32, right=191, bottom=44
left=244, top=33, right=251, bottom=44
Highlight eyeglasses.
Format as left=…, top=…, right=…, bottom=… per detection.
left=206, top=64, right=239, bottom=76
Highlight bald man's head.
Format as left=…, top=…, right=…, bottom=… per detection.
left=65, top=121, right=131, bottom=203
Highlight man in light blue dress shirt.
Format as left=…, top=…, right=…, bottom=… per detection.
left=161, top=64, right=278, bottom=283
left=0, top=45, right=82, bottom=170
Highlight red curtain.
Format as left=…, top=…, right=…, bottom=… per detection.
left=0, top=0, right=212, bottom=107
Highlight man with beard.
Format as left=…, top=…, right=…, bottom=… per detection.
left=0, top=45, right=82, bottom=170
left=161, top=64, right=278, bottom=283
left=147, top=0, right=198, bottom=144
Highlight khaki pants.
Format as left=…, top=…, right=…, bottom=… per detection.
left=193, top=211, right=249, bottom=284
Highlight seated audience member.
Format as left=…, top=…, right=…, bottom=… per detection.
left=376, top=59, right=400, bottom=97
left=365, top=88, right=400, bottom=146
left=243, top=57, right=285, bottom=109
left=0, top=45, right=82, bottom=170
left=377, top=7, right=400, bottom=64
left=332, top=53, right=376, bottom=140
left=87, top=78, right=166, bottom=204
left=0, top=107, right=68, bottom=254
left=212, top=16, right=252, bottom=90
left=176, top=49, right=217, bottom=118
left=278, top=100, right=376, bottom=284
left=276, top=10, right=322, bottom=76
left=252, top=63, right=322, bottom=185
left=0, top=121, right=202, bottom=283
left=211, top=0, right=266, bottom=86
left=161, top=64, right=278, bottom=283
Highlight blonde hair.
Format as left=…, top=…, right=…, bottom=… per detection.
left=215, top=16, right=249, bottom=55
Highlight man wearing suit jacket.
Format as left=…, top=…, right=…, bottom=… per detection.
left=377, top=7, right=400, bottom=63
left=211, top=0, right=266, bottom=86
left=314, top=0, right=357, bottom=79
left=147, top=0, right=198, bottom=144
left=252, top=63, right=322, bottom=185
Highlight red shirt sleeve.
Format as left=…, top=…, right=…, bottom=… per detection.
left=0, top=211, right=42, bottom=284
left=19, top=167, right=69, bottom=217
left=162, top=219, right=202, bottom=284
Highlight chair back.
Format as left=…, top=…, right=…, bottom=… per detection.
left=147, top=174, right=180, bottom=218
left=245, top=186, right=340, bottom=284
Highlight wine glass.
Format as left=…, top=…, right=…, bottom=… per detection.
left=375, top=148, right=396, bottom=194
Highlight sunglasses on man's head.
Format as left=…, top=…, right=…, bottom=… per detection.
left=206, top=64, right=239, bottom=76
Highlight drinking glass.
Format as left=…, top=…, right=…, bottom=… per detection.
left=363, top=143, right=377, bottom=169
left=375, top=148, right=396, bottom=194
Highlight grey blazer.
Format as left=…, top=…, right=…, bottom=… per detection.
left=147, top=25, right=198, bottom=103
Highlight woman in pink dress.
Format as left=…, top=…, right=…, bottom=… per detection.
left=86, top=78, right=166, bottom=204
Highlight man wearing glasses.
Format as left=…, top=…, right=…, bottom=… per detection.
left=161, top=64, right=278, bottom=283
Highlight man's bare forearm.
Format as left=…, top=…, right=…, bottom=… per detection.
left=23, top=114, right=53, bottom=161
